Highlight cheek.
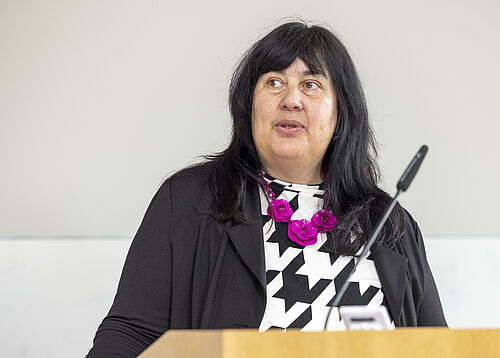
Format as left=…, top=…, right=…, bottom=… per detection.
left=253, top=96, right=275, bottom=122
left=251, top=98, right=269, bottom=146
left=252, top=95, right=277, bottom=137
left=311, top=102, right=337, bottom=134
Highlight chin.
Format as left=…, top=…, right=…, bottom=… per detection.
left=272, top=147, right=305, bottom=160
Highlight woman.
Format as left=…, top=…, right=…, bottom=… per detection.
left=87, top=21, right=446, bottom=357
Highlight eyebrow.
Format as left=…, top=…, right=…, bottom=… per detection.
left=276, top=69, right=328, bottom=79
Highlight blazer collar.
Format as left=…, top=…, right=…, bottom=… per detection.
left=225, top=183, right=267, bottom=291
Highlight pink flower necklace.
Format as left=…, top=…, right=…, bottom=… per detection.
left=259, top=170, right=338, bottom=246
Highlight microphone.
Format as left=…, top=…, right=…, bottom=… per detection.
left=323, top=145, right=429, bottom=330
left=397, top=145, right=428, bottom=192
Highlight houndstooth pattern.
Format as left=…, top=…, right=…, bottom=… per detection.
left=257, top=172, right=392, bottom=331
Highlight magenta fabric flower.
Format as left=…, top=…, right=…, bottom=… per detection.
left=311, top=210, right=338, bottom=233
left=287, top=219, right=318, bottom=246
left=267, top=199, right=293, bottom=222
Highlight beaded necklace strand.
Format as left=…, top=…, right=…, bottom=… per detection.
left=259, top=170, right=337, bottom=246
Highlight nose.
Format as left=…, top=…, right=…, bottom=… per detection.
left=280, top=86, right=303, bottom=111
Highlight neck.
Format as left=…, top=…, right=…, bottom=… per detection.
left=261, top=159, right=324, bottom=185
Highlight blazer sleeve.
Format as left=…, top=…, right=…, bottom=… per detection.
left=412, top=219, right=448, bottom=326
left=86, top=180, right=173, bottom=357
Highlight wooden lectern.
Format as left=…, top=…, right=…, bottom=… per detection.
left=139, top=328, right=500, bottom=357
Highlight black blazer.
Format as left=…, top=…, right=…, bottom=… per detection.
left=87, top=164, right=447, bottom=357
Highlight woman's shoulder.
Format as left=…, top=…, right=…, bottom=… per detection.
left=392, top=205, right=429, bottom=267
left=400, top=207, right=424, bottom=247
left=162, top=161, right=212, bottom=190
left=158, top=161, right=214, bottom=210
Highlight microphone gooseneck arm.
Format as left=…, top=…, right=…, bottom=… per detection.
left=323, top=189, right=402, bottom=330
left=322, top=145, right=428, bottom=331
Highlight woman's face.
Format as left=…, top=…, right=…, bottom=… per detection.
left=251, top=58, right=337, bottom=169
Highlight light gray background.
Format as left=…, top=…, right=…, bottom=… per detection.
left=1, top=0, right=498, bottom=235
left=0, top=0, right=499, bottom=357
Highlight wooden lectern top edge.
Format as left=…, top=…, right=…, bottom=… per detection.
left=139, top=328, right=500, bottom=358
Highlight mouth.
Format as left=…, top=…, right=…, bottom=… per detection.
left=275, top=120, right=304, bottom=134
left=276, top=120, right=303, bottom=129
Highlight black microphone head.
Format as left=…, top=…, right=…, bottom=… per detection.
left=396, top=145, right=428, bottom=192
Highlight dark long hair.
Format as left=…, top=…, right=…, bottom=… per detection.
left=203, top=20, right=405, bottom=255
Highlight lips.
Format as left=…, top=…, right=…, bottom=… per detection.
left=276, top=119, right=303, bottom=129
left=275, top=119, right=304, bottom=135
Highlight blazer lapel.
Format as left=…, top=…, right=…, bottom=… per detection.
left=225, top=184, right=266, bottom=291
left=372, top=246, right=407, bottom=326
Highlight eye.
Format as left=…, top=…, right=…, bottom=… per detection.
left=304, top=81, right=320, bottom=90
left=268, top=78, right=284, bottom=88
